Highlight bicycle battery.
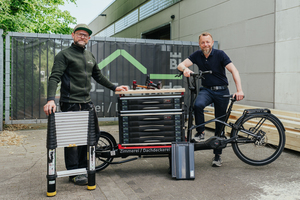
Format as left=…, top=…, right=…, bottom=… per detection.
left=171, top=142, right=195, bottom=180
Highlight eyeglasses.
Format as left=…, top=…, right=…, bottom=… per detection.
left=75, top=32, right=90, bottom=39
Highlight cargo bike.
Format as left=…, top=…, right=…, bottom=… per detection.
left=46, top=70, right=286, bottom=196
left=95, top=70, right=286, bottom=176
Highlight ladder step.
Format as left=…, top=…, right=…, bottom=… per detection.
left=57, top=141, right=87, bottom=148
left=57, top=168, right=87, bottom=178
left=55, top=111, right=89, bottom=118
left=56, top=119, right=89, bottom=124
left=56, top=127, right=88, bottom=133
left=57, top=135, right=88, bottom=140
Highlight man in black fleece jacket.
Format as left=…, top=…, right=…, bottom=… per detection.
left=44, top=24, right=128, bottom=185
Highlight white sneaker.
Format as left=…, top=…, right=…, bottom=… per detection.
left=192, top=132, right=205, bottom=142
left=212, top=157, right=223, bottom=167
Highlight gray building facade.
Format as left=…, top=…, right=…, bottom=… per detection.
left=89, top=0, right=300, bottom=112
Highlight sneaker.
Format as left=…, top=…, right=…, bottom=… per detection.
left=69, top=174, right=88, bottom=185
left=192, top=132, right=205, bottom=142
left=212, top=156, right=223, bottom=167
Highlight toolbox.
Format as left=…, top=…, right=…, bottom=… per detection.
left=118, top=95, right=185, bottom=144
left=118, top=95, right=183, bottom=112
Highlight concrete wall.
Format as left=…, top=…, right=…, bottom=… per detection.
left=275, top=1, right=300, bottom=112
left=177, top=0, right=276, bottom=109
left=89, top=0, right=300, bottom=112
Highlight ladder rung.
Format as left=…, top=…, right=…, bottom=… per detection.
left=56, top=127, right=88, bottom=134
left=57, top=138, right=87, bottom=144
left=57, top=141, right=87, bottom=148
left=57, top=135, right=87, bottom=140
left=56, top=121, right=89, bottom=127
left=56, top=117, right=88, bottom=122
left=57, top=168, right=87, bottom=178
left=55, top=111, right=89, bottom=118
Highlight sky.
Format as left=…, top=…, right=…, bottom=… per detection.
left=59, top=0, right=115, bottom=28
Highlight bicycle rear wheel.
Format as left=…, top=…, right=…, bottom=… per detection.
left=231, top=113, right=285, bottom=166
left=95, top=131, right=117, bottom=171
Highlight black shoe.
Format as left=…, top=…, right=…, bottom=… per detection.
left=192, top=132, right=205, bottom=142
left=69, top=174, right=88, bottom=185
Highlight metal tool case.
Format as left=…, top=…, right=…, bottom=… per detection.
left=118, top=95, right=185, bottom=144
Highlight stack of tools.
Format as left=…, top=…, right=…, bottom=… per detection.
left=133, top=75, right=161, bottom=90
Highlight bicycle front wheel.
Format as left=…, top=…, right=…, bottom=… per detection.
left=95, top=131, right=117, bottom=171
left=231, top=113, right=285, bottom=166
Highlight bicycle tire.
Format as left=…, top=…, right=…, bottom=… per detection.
left=95, top=131, right=117, bottom=171
left=231, top=113, right=285, bottom=166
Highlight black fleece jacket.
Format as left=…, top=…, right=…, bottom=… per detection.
left=47, top=43, right=116, bottom=103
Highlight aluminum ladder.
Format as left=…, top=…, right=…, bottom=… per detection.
left=46, top=110, right=97, bottom=197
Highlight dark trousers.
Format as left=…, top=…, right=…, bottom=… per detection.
left=194, top=87, right=229, bottom=155
left=60, top=102, right=100, bottom=170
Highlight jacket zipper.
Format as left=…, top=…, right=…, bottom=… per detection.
left=83, top=51, right=88, bottom=103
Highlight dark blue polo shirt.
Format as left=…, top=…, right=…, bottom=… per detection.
left=188, top=48, right=231, bottom=87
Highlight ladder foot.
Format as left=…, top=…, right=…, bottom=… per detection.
left=87, top=185, right=96, bottom=190
left=47, top=191, right=57, bottom=197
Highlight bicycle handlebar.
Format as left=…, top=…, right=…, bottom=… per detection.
left=175, top=70, right=213, bottom=91
left=175, top=70, right=212, bottom=78
left=223, top=94, right=245, bottom=102
left=190, top=70, right=212, bottom=77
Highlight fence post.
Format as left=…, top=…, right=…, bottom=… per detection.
left=5, top=33, right=10, bottom=126
left=0, top=29, right=3, bottom=131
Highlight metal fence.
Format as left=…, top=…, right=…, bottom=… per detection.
left=1, top=30, right=200, bottom=130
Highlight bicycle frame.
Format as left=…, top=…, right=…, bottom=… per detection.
left=184, top=71, right=235, bottom=141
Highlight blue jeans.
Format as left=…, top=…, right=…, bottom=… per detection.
left=194, top=87, right=229, bottom=155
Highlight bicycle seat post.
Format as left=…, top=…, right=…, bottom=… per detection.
left=218, top=96, right=236, bottom=137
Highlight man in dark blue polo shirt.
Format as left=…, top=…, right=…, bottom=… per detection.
left=177, top=32, right=244, bottom=167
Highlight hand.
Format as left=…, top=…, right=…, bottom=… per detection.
left=183, top=68, right=194, bottom=77
left=115, top=85, right=129, bottom=92
left=233, top=91, right=244, bottom=101
left=44, top=100, right=56, bottom=116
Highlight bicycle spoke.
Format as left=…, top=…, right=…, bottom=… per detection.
left=95, top=132, right=116, bottom=171
left=250, top=117, right=267, bottom=134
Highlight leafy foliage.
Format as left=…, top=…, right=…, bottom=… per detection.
left=0, top=0, right=77, bottom=34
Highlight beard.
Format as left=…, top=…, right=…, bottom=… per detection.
left=74, top=40, right=87, bottom=48
left=201, top=47, right=212, bottom=55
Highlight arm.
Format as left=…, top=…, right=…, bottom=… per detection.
left=225, top=63, right=244, bottom=101
left=92, top=64, right=128, bottom=92
left=177, top=58, right=194, bottom=77
left=44, top=53, right=68, bottom=115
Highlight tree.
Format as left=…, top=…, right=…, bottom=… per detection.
left=0, top=0, right=77, bottom=122
left=0, top=0, right=77, bottom=35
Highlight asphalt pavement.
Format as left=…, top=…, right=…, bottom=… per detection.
left=1, top=125, right=300, bottom=200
